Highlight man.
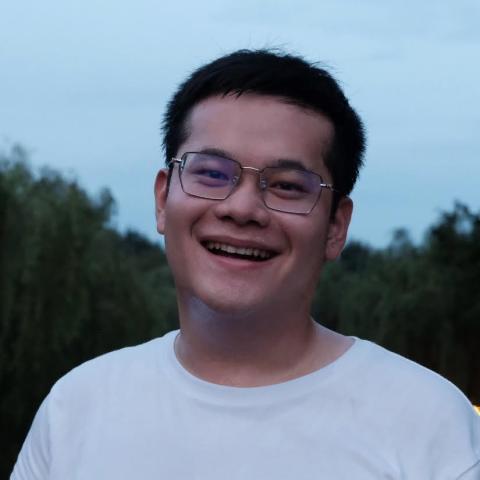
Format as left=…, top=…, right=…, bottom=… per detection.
left=12, top=50, right=480, bottom=479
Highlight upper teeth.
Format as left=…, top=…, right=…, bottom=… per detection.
left=206, top=241, right=272, bottom=259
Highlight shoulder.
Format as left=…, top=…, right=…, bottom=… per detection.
left=341, top=338, right=477, bottom=431
left=10, top=332, right=178, bottom=479
left=353, top=339, right=480, bottom=477
left=48, top=331, right=177, bottom=409
left=354, top=339, right=471, bottom=407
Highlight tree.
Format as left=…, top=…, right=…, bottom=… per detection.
left=313, top=205, right=480, bottom=403
left=0, top=146, right=177, bottom=476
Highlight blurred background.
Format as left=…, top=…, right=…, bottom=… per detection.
left=1, top=0, right=479, bottom=475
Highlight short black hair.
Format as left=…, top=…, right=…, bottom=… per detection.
left=162, top=49, right=366, bottom=200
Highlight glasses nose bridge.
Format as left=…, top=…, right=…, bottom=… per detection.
left=236, top=165, right=267, bottom=190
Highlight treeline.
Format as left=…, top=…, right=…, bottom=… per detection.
left=312, top=207, right=480, bottom=405
left=0, top=146, right=177, bottom=477
left=1, top=146, right=479, bottom=475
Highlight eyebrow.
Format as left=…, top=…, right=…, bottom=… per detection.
left=276, top=159, right=308, bottom=171
left=197, top=147, right=232, bottom=158
left=197, top=148, right=309, bottom=171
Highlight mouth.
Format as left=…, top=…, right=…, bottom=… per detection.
left=203, top=241, right=276, bottom=262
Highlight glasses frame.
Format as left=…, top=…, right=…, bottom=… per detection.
left=168, top=152, right=340, bottom=215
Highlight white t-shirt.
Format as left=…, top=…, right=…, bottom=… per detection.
left=11, top=331, right=480, bottom=479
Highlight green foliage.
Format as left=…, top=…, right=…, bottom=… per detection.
left=313, top=204, right=480, bottom=405
left=0, top=146, right=177, bottom=476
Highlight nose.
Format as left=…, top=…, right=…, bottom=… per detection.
left=212, top=169, right=270, bottom=227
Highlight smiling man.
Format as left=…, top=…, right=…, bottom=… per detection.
left=12, top=50, right=480, bottom=479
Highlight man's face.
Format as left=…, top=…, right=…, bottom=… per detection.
left=155, top=93, right=352, bottom=315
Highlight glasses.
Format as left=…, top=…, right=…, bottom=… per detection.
left=169, top=152, right=338, bottom=215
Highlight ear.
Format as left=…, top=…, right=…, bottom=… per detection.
left=154, top=169, right=169, bottom=234
left=325, top=196, right=353, bottom=261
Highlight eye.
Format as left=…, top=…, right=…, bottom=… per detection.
left=188, top=163, right=234, bottom=188
left=270, top=181, right=307, bottom=193
left=264, top=167, right=318, bottom=199
left=267, top=174, right=310, bottom=198
left=183, top=153, right=238, bottom=188
left=194, top=168, right=229, bottom=181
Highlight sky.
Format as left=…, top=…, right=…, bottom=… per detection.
left=1, top=0, right=479, bottom=247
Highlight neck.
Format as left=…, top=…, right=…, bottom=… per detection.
left=174, top=293, right=352, bottom=387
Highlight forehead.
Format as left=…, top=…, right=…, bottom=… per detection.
left=181, top=94, right=334, bottom=173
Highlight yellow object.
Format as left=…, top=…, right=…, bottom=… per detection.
left=474, top=405, right=480, bottom=415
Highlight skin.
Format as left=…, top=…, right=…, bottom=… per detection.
left=155, top=93, right=354, bottom=387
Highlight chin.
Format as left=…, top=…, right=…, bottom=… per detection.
left=190, top=285, right=270, bottom=319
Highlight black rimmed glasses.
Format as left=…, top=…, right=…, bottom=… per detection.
left=169, top=152, right=338, bottom=215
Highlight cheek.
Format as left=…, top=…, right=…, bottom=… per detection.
left=163, top=222, right=192, bottom=291
left=287, top=216, right=327, bottom=252
left=162, top=195, right=207, bottom=268
left=291, top=221, right=329, bottom=274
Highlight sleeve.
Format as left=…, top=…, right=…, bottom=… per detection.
left=391, top=367, right=480, bottom=479
left=437, top=402, right=480, bottom=480
left=10, top=396, right=51, bottom=480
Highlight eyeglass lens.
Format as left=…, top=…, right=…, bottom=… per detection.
left=180, top=152, right=322, bottom=214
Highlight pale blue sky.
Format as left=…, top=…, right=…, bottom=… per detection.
left=1, top=0, right=479, bottom=247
